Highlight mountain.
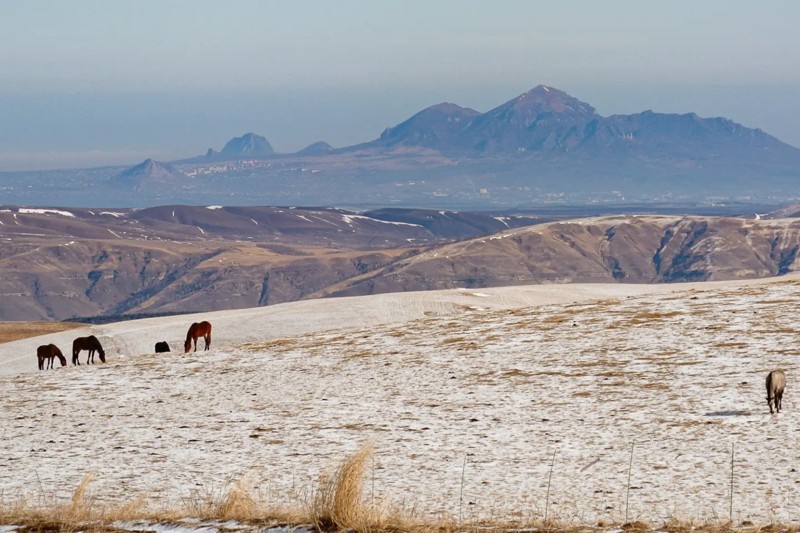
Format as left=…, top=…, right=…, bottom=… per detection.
left=220, top=132, right=275, bottom=158
left=3, top=84, right=800, bottom=208
left=458, top=85, right=601, bottom=153
left=375, top=102, right=481, bottom=150
left=363, top=85, right=795, bottom=159
left=114, top=159, right=183, bottom=190
left=296, top=141, right=334, bottom=155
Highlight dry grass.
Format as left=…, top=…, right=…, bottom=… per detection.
left=0, top=321, right=83, bottom=344
left=0, top=446, right=419, bottom=532
left=0, top=467, right=795, bottom=533
left=311, top=444, right=374, bottom=530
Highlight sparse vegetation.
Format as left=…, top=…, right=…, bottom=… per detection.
left=0, top=321, right=83, bottom=343
left=4, top=276, right=800, bottom=530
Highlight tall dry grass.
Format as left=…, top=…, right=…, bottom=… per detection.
left=310, top=443, right=375, bottom=530
left=1, top=450, right=794, bottom=533
left=0, top=445, right=416, bottom=532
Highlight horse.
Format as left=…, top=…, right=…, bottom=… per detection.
left=155, top=341, right=171, bottom=353
left=72, top=335, right=106, bottom=365
left=766, top=369, right=786, bottom=414
left=37, top=344, right=66, bottom=370
left=184, top=321, right=212, bottom=353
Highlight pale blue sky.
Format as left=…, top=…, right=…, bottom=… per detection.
left=1, top=0, right=799, bottom=170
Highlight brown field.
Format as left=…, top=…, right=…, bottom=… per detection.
left=0, top=321, right=83, bottom=344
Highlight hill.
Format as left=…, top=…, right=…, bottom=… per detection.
left=2, top=206, right=800, bottom=321
left=322, top=215, right=800, bottom=297
left=0, top=205, right=544, bottom=320
left=1, top=275, right=799, bottom=526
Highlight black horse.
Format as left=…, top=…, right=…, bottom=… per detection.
left=72, top=335, right=106, bottom=365
left=37, top=344, right=67, bottom=370
left=155, top=341, right=170, bottom=353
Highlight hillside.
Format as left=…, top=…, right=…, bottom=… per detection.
left=322, top=215, right=800, bottom=297
left=3, top=208, right=800, bottom=321
left=0, top=205, right=544, bottom=321
left=1, top=275, right=799, bottom=526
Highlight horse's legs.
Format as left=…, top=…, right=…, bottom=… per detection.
left=194, top=338, right=198, bottom=352
left=38, top=355, right=44, bottom=370
left=777, top=390, right=783, bottom=412
left=73, top=350, right=80, bottom=365
left=768, top=395, right=774, bottom=414
left=204, top=333, right=210, bottom=350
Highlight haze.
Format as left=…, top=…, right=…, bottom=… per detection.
left=1, top=0, right=799, bottom=171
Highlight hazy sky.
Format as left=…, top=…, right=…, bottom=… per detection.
left=1, top=0, right=799, bottom=171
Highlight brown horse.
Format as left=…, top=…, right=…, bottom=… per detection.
left=767, top=369, right=786, bottom=414
left=184, top=321, right=212, bottom=352
left=37, top=344, right=67, bottom=370
left=72, top=335, right=106, bottom=365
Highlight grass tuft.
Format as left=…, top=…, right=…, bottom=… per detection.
left=311, top=443, right=373, bottom=530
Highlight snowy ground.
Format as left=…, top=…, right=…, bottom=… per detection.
left=1, top=277, right=800, bottom=525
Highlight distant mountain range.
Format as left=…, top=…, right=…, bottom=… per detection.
left=369, top=85, right=789, bottom=157
left=3, top=84, right=800, bottom=208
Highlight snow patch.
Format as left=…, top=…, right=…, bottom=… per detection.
left=341, top=214, right=423, bottom=228
left=100, top=211, right=126, bottom=218
left=457, top=289, right=490, bottom=297
left=18, top=208, right=75, bottom=217
left=206, top=206, right=224, bottom=210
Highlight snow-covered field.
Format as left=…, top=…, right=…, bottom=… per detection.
left=1, top=276, right=800, bottom=525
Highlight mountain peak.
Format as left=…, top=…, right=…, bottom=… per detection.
left=119, top=159, right=179, bottom=179
left=376, top=102, right=480, bottom=148
left=221, top=133, right=275, bottom=157
left=114, top=159, right=183, bottom=190
left=500, top=85, right=597, bottom=116
left=296, top=141, right=334, bottom=155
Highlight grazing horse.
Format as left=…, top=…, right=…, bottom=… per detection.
left=766, top=369, right=786, bottom=414
left=37, top=344, right=67, bottom=370
left=184, top=321, right=212, bottom=353
left=155, top=341, right=171, bottom=353
left=72, top=335, right=106, bottom=365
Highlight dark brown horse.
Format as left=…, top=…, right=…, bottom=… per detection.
left=155, top=341, right=170, bottom=353
left=767, top=369, right=786, bottom=414
left=184, top=321, right=212, bottom=352
left=72, top=335, right=106, bottom=365
left=37, top=344, right=67, bottom=370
